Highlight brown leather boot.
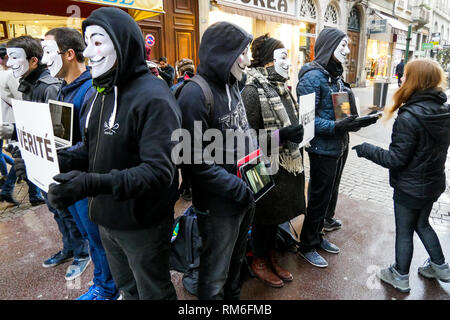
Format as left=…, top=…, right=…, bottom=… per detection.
left=251, top=257, right=284, bottom=288
left=269, top=250, right=293, bottom=282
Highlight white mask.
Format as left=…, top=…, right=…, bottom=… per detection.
left=41, top=40, right=63, bottom=78
left=333, top=37, right=350, bottom=64
left=273, top=48, right=290, bottom=79
left=231, top=46, right=250, bottom=82
left=6, top=48, right=29, bottom=79
left=83, top=25, right=117, bottom=78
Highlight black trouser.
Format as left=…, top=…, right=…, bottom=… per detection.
left=394, top=199, right=446, bottom=275
left=196, top=203, right=255, bottom=300
left=98, top=215, right=177, bottom=300
left=252, top=223, right=278, bottom=258
left=300, top=150, right=346, bottom=253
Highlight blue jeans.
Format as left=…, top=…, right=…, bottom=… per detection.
left=0, top=166, right=43, bottom=201
left=42, top=192, right=89, bottom=259
left=68, top=198, right=117, bottom=297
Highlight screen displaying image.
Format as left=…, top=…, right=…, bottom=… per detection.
left=245, top=162, right=271, bottom=193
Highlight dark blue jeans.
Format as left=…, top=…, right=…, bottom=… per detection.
left=68, top=198, right=118, bottom=297
left=394, top=199, right=446, bottom=275
left=43, top=192, right=89, bottom=259
left=0, top=166, right=43, bottom=201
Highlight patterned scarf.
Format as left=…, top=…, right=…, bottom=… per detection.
left=246, top=67, right=303, bottom=175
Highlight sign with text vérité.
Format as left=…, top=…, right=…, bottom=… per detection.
left=218, top=0, right=296, bottom=16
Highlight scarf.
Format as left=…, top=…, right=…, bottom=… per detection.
left=246, top=66, right=303, bottom=175
left=326, top=57, right=344, bottom=78
left=92, top=67, right=117, bottom=94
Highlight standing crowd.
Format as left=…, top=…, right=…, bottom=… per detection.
left=0, top=7, right=449, bottom=300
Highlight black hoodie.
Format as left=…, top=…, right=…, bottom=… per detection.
left=358, top=89, right=450, bottom=201
left=61, top=7, right=182, bottom=230
left=177, top=22, right=255, bottom=217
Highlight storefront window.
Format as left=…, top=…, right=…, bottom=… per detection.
left=366, top=39, right=391, bottom=80
left=209, top=9, right=254, bottom=36
left=299, top=22, right=316, bottom=65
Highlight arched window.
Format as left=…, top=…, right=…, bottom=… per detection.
left=324, top=4, right=339, bottom=26
left=299, top=0, right=317, bottom=20
left=348, top=6, right=361, bottom=32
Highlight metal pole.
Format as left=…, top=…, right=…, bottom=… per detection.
left=405, top=24, right=412, bottom=63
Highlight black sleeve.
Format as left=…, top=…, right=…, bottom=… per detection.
left=357, top=113, right=418, bottom=170
left=159, top=66, right=175, bottom=83
left=57, top=142, right=89, bottom=173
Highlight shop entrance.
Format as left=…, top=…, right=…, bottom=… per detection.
left=138, top=0, right=199, bottom=69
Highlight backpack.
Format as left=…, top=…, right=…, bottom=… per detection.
left=174, top=74, right=215, bottom=127
left=169, top=206, right=202, bottom=296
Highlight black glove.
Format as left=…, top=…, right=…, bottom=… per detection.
left=334, top=115, right=360, bottom=134
left=352, top=143, right=369, bottom=158
left=48, top=170, right=113, bottom=209
left=355, top=116, right=380, bottom=128
left=279, top=124, right=304, bottom=144
left=8, top=145, right=27, bottom=180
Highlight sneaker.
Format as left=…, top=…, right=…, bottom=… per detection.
left=323, top=218, right=342, bottom=232
left=77, top=285, right=101, bottom=300
left=0, top=194, right=19, bottom=206
left=29, top=198, right=45, bottom=207
left=319, top=239, right=340, bottom=254
left=65, top=256, right=91, bottom=281
left=42, top=251, right=74, bottom=268
left=298, top=249, right=328, bottom=268
left=418, top=258, right=450, bottom=283
left=93, top=292, right=121, bottom=300
left=378, top=264, right=410, bottom=293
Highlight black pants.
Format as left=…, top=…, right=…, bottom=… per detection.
left=99, top=215, right=177, bottom=300
left=252, top=223, right=278, bottom=258
left=394, top=199, right=446, bottom=275
left=300, top=149, right=347, bottom=253
left=196, top=204, right=255, bottom=300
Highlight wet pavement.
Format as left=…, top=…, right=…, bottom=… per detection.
left=0, top=193, right=449, bottom=300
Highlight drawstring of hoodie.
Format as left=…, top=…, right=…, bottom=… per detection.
left=85, top=86, right=118, bottom=131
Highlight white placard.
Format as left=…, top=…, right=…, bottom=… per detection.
left=298, top=93, right=315, bottom=148
left=11, top=99, right=59, bottom=192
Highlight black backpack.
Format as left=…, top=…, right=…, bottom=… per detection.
left=174, top=74, right=215, bottom=127
left=170, top=206, right=202, bottom=296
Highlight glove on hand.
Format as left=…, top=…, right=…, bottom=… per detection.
left=9, top=145, right=27, bottom=180
left=279, top=124, right=304, bottom=144
left=357, top=115, right=380, bottom=128
left=48, top=171, right=89, bottom=209
left=352, top=143, right=369, bottom=158
left=48, top=170, right=113, bottom=210
left=334, top=115, right=359, bottom=134
left=0, top=123, right=14, bottom=139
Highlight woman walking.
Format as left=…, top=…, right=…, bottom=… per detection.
left=353, top=58, right=450, bottom=293
left=242, top=34, right=305, bottom=288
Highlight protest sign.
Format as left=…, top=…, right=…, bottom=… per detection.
left=298, top=93, right=315, bottom=148
left=11, top=99, right=59, bottom=192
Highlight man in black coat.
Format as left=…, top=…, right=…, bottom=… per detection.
left=158, top=56, right=175, bottom=87
left=47, top=7, right=181, bottom=300
left=395, top=59, right=404, bottom=87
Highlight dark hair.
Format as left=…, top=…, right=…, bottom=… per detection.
left=7, top=36, right=43, bottom=61
left=159, top=56, right=167, bottom=63
left=45, top=27, right=86, bottom=63
left=0, top=44, right=6, bottom=59
left=250, top=34, right=284, bottom=68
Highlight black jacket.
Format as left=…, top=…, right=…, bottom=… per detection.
left=60, top=7, right=182, bottom=230
left=159, top=64, right=175, bottom=88
left=18, top=65, right=61, bottom=103
left=357, top=89, right=450, bottom=201
left=177, top=21, right=255, bottom=217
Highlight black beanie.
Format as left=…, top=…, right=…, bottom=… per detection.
left=250, top=35, right=284, bottom=68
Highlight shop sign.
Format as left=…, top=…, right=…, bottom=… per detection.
left=422, top=43, right=434, bottom=50
left=219, top=0, right=296, bottom=16
left=431, top=32, right=440, bottom=45
left=370, top=19, right=387, bottom=34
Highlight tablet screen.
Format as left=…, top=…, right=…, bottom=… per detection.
left=239, top=156, right=275, bottom=202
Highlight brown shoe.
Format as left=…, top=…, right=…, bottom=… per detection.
left=251, top=257, right=284, bottom=288
left=269, top=250, right=293, bottom=282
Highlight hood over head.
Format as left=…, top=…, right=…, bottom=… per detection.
left=82, top=7, right=148, bottom=88
left=401, top=89, right=450, bottom=144
left=314, top=28, right=346, bottom=68
left=197, top=22, right=253, bottom=85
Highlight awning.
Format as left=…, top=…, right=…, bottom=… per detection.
left=72, top=0, right=164, bottom=21
left=376, top=12, right=408, bottom=32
